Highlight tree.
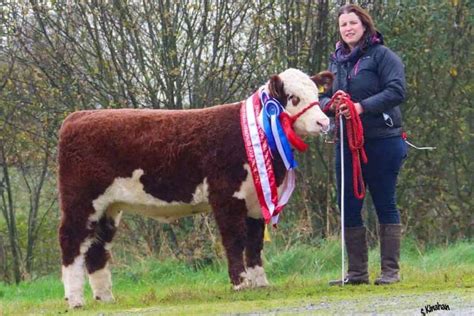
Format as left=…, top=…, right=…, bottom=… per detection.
left=0, top=0, right=471, bottom=282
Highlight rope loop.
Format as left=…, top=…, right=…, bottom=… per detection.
left=327, top=92, right=367, bottom=200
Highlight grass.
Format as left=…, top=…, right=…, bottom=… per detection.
left=0, top=238, right=472, bottom=315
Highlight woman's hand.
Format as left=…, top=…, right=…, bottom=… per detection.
left=339, top=102, right=364, bottom=119
left=330, top=90, right=348, bottom=111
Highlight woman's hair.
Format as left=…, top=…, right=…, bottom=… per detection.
left=338, top=4, right=377, bottom=51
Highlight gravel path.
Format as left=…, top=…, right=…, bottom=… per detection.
left=238, top=291, right=474, bottom=315
left=104, top=290, right=473, bottom=315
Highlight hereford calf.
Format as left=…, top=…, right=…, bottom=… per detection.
left=58, top=68, right=331, bottom=308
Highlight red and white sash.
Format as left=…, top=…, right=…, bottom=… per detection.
left=240, top=89, right=295, bottom=224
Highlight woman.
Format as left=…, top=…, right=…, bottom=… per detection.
left=320, top=4, right=407, bottom=285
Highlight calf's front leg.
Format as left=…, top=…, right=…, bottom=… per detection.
left=245, top=217, right=269, bottom=287
left=211, top=197, right=249, bottom=290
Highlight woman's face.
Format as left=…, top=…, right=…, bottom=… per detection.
left=339, top=12, right=366, bottom=49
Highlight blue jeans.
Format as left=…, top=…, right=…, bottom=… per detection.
left=335, top=136, right=407, bottom=228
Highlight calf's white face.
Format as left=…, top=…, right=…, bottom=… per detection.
left=277, top=68, right=330, bottom=136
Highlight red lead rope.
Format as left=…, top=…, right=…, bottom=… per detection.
left=325, top=91, right=368, bottom=200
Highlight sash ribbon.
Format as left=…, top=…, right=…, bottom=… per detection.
left=240, top=88, right=297, bottom=224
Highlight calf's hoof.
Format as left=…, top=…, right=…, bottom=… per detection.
left=246, top=266, right=269, bottom=288
left=233, top=277, right=251, bottom=291
left=232, top=267, right=270, bottom=291
left=95, top=293, right=115, bottom=302
left=67, top=296, right=85, bottom=309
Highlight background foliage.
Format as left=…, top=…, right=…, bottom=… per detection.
left=0, top=0, right=472, bottom=283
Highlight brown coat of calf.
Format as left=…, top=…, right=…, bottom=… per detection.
left=58, top=68, right=332, bottom=308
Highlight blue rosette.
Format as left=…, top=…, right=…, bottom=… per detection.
left=260, top=91, right=297, bottom=170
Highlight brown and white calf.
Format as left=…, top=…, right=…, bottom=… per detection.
left=58, top=68, right=331, bottom=308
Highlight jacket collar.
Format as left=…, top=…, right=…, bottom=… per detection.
left=332, top=31, right=384, bottom=63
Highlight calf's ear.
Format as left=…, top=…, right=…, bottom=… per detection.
left=268, top=75, right=287, bottom=107
left=311, top=71, right=334, bottom=93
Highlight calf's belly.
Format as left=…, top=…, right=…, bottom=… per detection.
left=91, top=169, right=212, bottom=223
left=107, top=201, right=211, bottom=223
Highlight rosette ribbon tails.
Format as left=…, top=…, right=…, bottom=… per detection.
left=241, top=88, right=311, bottom=225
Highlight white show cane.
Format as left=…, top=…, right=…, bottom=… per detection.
left=339, top=114, right=345, bottom=286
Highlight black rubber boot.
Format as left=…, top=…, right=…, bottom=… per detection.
left=374, top=224, right=402, bottom=285
left=329, top=226, right=369, bottom=286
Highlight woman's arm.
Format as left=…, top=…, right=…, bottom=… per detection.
left=359, top=48, right=406, bottom=113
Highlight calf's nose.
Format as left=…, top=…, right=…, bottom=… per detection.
left=317, top=117, right=330, bottom=133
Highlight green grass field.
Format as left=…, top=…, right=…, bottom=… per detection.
left=1, top=238, right=472, bottom=315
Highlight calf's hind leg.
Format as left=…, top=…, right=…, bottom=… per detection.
left=59, top=203, right=95, bottom=308
left=85, top=211, right=121, bottom=302
left=245, top=217, right=269, bottom=287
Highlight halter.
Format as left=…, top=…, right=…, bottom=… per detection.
left=279, top=100, right=321, bottom=152
left=290, top=100, right=321, bottom=123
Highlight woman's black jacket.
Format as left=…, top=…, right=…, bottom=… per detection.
left=320, top=39, right=406, bottom=140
